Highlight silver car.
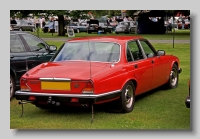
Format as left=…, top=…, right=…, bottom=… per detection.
left=115, top=21, right=137, bottom=34
left=12, top=20, right=35, bottom=32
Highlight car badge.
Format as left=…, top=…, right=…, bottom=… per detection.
left=74, top=84, right=80, bottom=88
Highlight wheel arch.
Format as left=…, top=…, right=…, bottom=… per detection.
left=121, top=78, right=137, bottom=92
left=10, top=68, right=17, bottom=83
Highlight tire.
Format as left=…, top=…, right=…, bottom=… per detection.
left=10, top=75, right=15, bottom=101
left=76, top=29, right=80, bottom=33
left=121, top=81, right=135, bottom=113
left=167, top=64, right=179, bottom=89
left=107, top=81, right=135, bottom=113
left=32, top=28, right=36, bottom=32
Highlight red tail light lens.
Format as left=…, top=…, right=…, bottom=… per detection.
left=82, top=81, right=94, bottom=94
left=20, top=78, right=30, bottom=91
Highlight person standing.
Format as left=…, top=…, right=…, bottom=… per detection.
left=42, top=16, right=46, bottom=28
left=123, top=16, right=128, bottom=22
left=182, top=17, right=185, bottom=29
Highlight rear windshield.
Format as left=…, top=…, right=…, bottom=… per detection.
left=53, top=42, right=120, bottom=62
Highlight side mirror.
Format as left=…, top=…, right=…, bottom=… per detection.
left=157, top=50, right=165, bottom=56
left=49, top=45, right=57, bottom=51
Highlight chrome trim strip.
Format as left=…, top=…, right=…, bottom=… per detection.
left=15, top=90, right=121, bottom=98
left=39, top=78, right=71, bottom=81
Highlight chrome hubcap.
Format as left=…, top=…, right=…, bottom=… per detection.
left=170, top=68, right=177, bottom=86
left=125, top=85, right=133, bottom=108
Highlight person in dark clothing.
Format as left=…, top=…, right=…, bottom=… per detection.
left=10, top=17, right=17, bottom=24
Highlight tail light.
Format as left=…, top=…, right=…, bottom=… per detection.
left=20, top=78, right=31, bottom=91
left=82, top=81, right=94, bottom=94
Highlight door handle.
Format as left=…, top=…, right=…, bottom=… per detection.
left=151, top=60, right=154, bottom=64
left=10, top=55, right=14, bottom=59
left=35, top=54, right=39, bottom=57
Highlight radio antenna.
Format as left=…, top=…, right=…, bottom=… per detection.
left=88, top=39, right=92, bottom=79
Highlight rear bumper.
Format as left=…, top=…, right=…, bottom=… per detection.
left=15, top=90, right=121, bottom=104
left=185, top=95, right=190, bottom=108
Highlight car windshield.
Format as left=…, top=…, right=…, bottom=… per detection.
left=54, top=42, right=120, bottom=62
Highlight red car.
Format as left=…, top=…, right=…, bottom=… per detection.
left=15, top=36, right=182, bottom=113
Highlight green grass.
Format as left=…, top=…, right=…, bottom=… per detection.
left=10, top=41, right=190, bottom=129
left=30, top=29, right=190, bottom=40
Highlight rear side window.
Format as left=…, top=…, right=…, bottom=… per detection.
left=10, top=35, right=26, bottom=52
left=127, top=41, right=144, bottom=61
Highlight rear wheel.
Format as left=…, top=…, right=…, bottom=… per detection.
left=107, top=81, right=135, bottom=113
left=10, top=75, right=15, bottom=101
left=121, top=81, right=135, bottom=113
left=167, top=64, right=179, bottom=89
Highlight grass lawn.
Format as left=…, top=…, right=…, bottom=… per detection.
left=10, top=42, right=190, bottom=129
left=30, top=29, right=190, bottom=40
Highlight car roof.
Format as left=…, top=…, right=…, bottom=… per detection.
left=10, top=31, right=30, bottom=34
left=67, top=36, right=143, bottom=43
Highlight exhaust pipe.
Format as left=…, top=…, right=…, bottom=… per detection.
left=81, top=104, right=89, bottom=108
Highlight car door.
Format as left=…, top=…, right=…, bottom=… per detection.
left=20, top=33, right=55, bottom=70
left=126, top=40, right=153, bottom=95
left=10, top=34, right=29, bottom=86
left=138, top=39, right=168, bottom=88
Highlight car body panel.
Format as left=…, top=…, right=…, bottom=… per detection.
left=15, top=36, right=181, bottom=109
left=10, top=31, right=57, bottom=90
left=115, top=21, right=137, bottom=34
left=87, top=20, right=113, bottom=33
left=12, top=20, right=35, bottom=32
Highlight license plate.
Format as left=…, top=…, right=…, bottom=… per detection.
left=41, top=81, right=71, bottom=90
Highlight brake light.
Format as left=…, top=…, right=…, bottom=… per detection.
left=82, top=81, right=94, bottom=94
left=20, top=78, right=30, bottom=91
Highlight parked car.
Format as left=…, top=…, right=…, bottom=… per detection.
left=65, top=22, right=80, bottom=33
left=109, top=21, right=118, bottom=31
left=12, top=20, right=35, bottom=32
left=15, top=36, right=182, bottom=113
left=115, top=21, right=137, bottom=34
left=185, top=80, right=190, bottom=108
left=78, top=22, right=88, bottom=32
left=87, top=19, right=113, bottom=34
left=10, top=31, right=57, bottom=100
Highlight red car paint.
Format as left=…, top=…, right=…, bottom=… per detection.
left=15, top=36, right=182, bottom=113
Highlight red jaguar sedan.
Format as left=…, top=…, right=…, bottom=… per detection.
left=15, top=36, right=182, bottom=113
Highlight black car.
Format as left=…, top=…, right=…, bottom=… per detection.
left=87, top=19, right=113, bottom=34
left=11, top=20, right=36, bottom=32
left=10, top=31, right=57, bottom=100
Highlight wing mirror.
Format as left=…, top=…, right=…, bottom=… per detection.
left=157, top=50, right=165, bottom=56
left=49, top=45, right=57, bottom=51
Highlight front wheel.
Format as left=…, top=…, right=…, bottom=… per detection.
left=167, top=64, right=179, bottom=89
